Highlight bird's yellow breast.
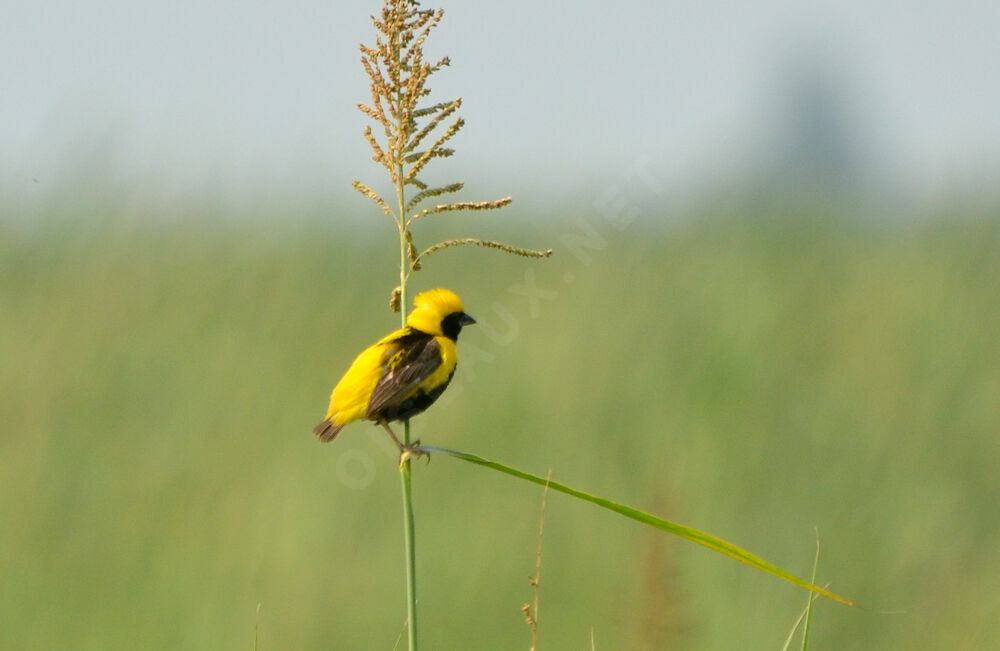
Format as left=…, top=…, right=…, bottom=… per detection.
left=412, top=335, right=457, bottom=396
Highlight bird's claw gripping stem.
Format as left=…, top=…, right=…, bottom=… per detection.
left=398, top=441, right=431, bottom=466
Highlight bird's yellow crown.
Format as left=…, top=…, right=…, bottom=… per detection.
left=406, top=288, right=465, bottom=336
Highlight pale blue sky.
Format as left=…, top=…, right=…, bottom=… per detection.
left=2, top=0, right=998, bottom=208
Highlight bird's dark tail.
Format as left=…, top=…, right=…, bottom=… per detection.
left=313, top=419, right=345, bottom=443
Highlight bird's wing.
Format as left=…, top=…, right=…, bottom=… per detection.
left=365, top=335, right=443, bottom=418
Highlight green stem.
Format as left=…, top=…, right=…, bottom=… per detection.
left=399, top=453, right=417, bottom=650
left=397, top=227, right=417, bottom=649
left=397, top=275, right=417, bottom=649
left=397, top=236, right=418, bottom=651
left=394, top=55, right=417, bottom=649
left=801, top=532, right=821, bottom=650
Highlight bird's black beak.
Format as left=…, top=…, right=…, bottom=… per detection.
left=460, top=313, right=476, bottom=326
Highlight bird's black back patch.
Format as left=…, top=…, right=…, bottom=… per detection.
left=366, top=331, right=451, bottom=422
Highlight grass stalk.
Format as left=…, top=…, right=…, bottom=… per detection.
left=801, top=530, right=821, bottom=650
left=397, top=122, right=418, bottom=651
left=399, top=453, right=418, bottom=650
left=397, top=231, right=418, bottom=647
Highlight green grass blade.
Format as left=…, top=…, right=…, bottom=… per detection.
left=423, top=446, right=854, bottom=608
left=801, top=530, right=822, bottom=650
left=780, top=591, right=821, bottom=651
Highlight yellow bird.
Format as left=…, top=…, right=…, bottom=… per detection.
left=313, top=288, right=476, bottom=452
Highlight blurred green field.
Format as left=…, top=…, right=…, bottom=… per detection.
left=2, top=200, right=998, bottom=649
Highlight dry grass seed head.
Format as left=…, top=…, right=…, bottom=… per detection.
left=355, top=0, right=550, bottom=296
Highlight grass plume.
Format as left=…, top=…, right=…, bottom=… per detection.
left=355, top=0, right=550, bottom=309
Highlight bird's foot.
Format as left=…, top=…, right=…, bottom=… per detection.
left=398, top=440, right=431, bottom=466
